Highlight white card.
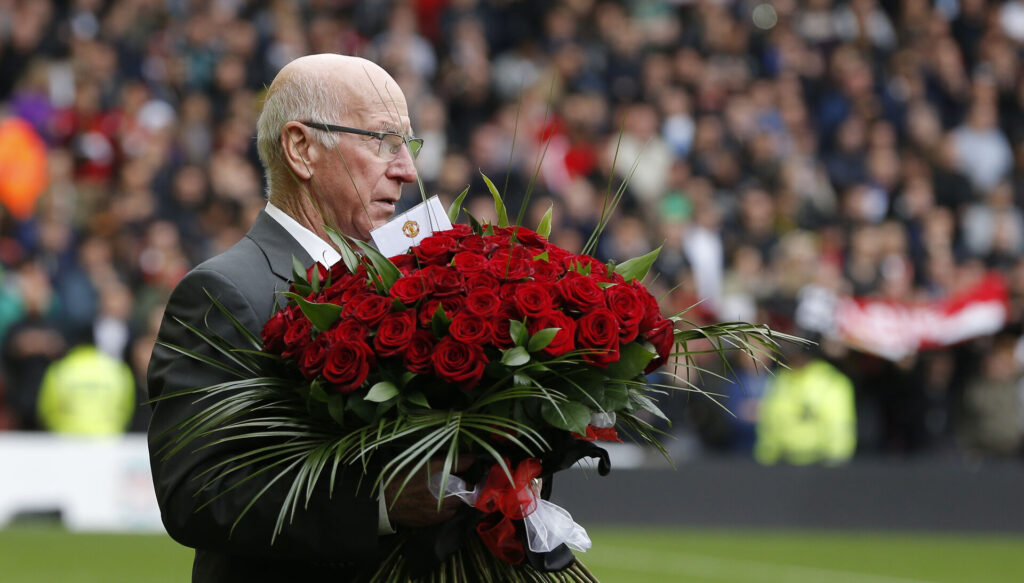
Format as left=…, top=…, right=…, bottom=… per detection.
left=370, top=195, right=453, bottom=258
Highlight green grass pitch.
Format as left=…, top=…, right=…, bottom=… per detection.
left=1, top=525, right=1021, bottom=582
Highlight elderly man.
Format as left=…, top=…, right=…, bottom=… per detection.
left=148, top=54, right=462, bottom=582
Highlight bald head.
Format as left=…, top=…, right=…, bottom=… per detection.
left=256, top=54, right=408, bottom=195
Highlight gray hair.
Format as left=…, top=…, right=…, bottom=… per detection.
left=256, top=72, right=348, bottom=196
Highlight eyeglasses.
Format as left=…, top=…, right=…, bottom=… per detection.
left=298, top=121, right=423, bottom=161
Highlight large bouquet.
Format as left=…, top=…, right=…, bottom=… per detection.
left=156, top=191, right=792, bottom=582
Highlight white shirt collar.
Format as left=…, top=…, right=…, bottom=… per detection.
left=264, top=202, right=342, bottom=267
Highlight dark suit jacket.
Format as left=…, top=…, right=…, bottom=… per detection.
left=148, top=211, right=381, bottom=582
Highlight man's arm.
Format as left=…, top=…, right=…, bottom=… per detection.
left=147, top=267, right=379, bottom=563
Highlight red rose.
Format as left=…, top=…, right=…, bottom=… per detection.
left=389, top=253, right=418, bottom=274
left=440, top=296, right=465, bottom=317
left=339, top=284, right=373, bottom=305
left=557, top=272, right=605, bottom=312
left=420, top=265, right=465, bottom=297
left=605, top=284, right=644, bottom=343
left=373, top=310, right=416, bottom=357
left=593, top=268, right=625, bottom=285
left=323, top=275, right=356, bottom=301
left=563, top=254, right=606, bottom=277
left=413, top=234, right=458, bottom=265
left=491, top=306, right=522, bottom=348
left=305, top=262, right=329, bottom=285
left=261, top=309, right=291, bottom=354
left=281, top=316, right=313, bottom=359
left=418, top=298, right=442, bottom=328
left=432, top=336, right=487, bottom=389
left=390, top=274, right=430, bottom=304
left=298, top=333, right=331, bottom=380
left=464, top=272, right=500, bottom=292
left=404, top=329, right=435, bottom=374
left=575, top=308, right=620, bottom=367
left=322, top=339, right=374, bottom=393
left=513, top=282, right=554, bottom=317
left=644, top=318, right=675, bottom=373
left=452, top=251, right=489, bottom=274
left=465, top=288, right=501, bottom=316
left=546, top=245, right=571, bottom=264
left=448, top=312, right=493, bottom=344
left=528, top=310, right=576, bottom=357
left=351, top=294, right=393, bottom=326
left=447, top=224, right=473, bottom=238
left=330, top=318, right=370, bottom=342
left=506, top=226, right=548, bottom=249
left=329, top=260, right=350, bottom=280
left=487, top=247, right=533, bottom=280
left=531, top=259, right=564, bottom=283
left=637, top=286, right=663, bottom=331
left=458, top=234, right=486, bottom=254
left=483, top=233, right=512, bottom=254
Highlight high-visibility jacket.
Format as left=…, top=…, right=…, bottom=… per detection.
left=37, top=345, right=135, bottom=436
left=754, top=359, right=856, bottom=465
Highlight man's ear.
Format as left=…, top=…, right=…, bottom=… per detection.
left=281, top=122, right=317, bottom=180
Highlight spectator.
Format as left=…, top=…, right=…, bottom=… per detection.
left=37, top=343, right=135, bottom=436
left=755, top=345, right=858, bottom=465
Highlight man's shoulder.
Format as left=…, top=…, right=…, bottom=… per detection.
left=170, top=233, right=277, bottom=307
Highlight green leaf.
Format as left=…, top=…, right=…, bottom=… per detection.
left=605, top=341, right=657, bottom=380
left=501, top=346, right=531, bottom=367
left=352, top=240, right=402, bottom=291
left=325, top=227, right=360, bottom=275
left=632, top=393, right=670, bottom=424
left=482, top=222, right=495, bottom=237
left=448, top=186, right=470, bottom=223
left=292, top=256, right=309, bottom=285
left=513, top=373, right=535, bottom=387
left=465, top=210, right=482, bottom=235
left=282, top=292, right=342, bottom=332
left=327, top=394, right=346, bottom=426
left=533, top=251, right=549, bottom=262
left=528, top=327, right=559, bottom=352
left=509, top=320, right=528, bottom=347
left=346, top=395, right=376, bottom=423
left=309, top=261, right=321, bottom=293
left=405, top=391, right=430, bottom=408
left=541, top=401, right=591, bottom=435
left=289, top=256, right=312, bottom=297
left=536, top=204, right=553, bottom=238
left=602, top=385, right=629, bottom=411
left=431, top=303, right=450, bottom=337
left=365, top=382, right=399, bottom=403
left=481, top=172, right=509, bottom=227
left=309, top=381, right=329, bottom=403
left=614, top=245, right=662, bottom=283
left=401, top=371, right=417, bottom=386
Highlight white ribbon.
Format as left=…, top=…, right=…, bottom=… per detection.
left=429, top=472, right=591, bottom=553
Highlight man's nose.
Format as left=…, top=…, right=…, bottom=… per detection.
left=387, top=145, right=418, bottom=184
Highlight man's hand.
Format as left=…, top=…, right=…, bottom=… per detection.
left=385, top=456, right=474, bottom=528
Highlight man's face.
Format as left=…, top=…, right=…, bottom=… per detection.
left=313, top=100, right=418, bottom=241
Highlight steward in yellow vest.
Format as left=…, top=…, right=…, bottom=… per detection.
left=37, top=345, right=135, bottom=436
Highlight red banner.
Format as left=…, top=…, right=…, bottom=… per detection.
left=834, top=273, right=1009, bottom=360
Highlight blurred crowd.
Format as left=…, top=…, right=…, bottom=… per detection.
left=1, top=0, right=1024, bottom=461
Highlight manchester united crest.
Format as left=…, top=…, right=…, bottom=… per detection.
left=402, top=220, right=420, bottom=238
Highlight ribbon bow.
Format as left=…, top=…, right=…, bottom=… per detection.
left=432, top=458, right=591, bottom=565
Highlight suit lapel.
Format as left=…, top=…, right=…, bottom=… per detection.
left=246, top=210, right=314, bottom=283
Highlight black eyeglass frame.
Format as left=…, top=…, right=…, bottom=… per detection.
left=297, top=120, right=423, bottom=159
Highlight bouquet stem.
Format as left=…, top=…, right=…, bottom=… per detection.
left=360, top=534, right=600, bottom=582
